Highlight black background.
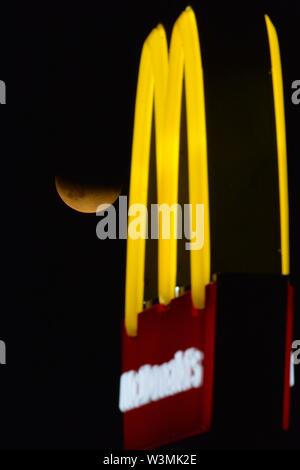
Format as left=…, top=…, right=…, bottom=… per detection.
left=0, top=0, right=299, bottom=450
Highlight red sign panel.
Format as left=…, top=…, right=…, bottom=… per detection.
left=282, top=284, right=295, bottom=430
left=120, top=282, right=217, bottom=450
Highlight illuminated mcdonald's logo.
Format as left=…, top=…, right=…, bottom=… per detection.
left=125, top=7, right=210, bottom=336
left=125, top=7, right=289, bottom=337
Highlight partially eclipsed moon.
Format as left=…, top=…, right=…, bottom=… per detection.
left=55, top=176, right=121, bottom=213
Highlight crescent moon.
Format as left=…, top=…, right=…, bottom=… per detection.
left=55, top=175, right=121, bottom=213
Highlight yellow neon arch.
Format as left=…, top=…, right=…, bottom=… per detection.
left=125, top=7, right=210, bottom=336
left=265, top=15, right=290, bottom=275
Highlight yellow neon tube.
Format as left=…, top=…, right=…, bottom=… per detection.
left=125, top=26, right=168, bottom=336
left=125, top=7, right=210, bottom=336
left=164, top=8, right=210, bottom=311
left=265, top=15, right=290, bottom=275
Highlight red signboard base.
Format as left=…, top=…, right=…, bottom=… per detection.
left=120, top=282, right=217, bottom=450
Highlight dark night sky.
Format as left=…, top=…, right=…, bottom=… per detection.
left=0, top=0, right=299, bottom=450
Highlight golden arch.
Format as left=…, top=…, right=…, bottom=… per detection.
left=125, top=9, right=290, bottom=336
left=125, top=7, right=210, bottom=336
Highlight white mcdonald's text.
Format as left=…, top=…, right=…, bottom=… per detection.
left=119, top=348, right=204, bottom=412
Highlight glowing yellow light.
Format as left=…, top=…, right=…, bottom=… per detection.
left=265, top=15, right=290, bottom=275
left=125, top=8, right=210, bottom=336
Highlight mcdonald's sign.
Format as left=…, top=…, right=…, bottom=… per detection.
left=125, top=7, right=210, bottom=338
left=120, top=6, right=293, bottom=449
